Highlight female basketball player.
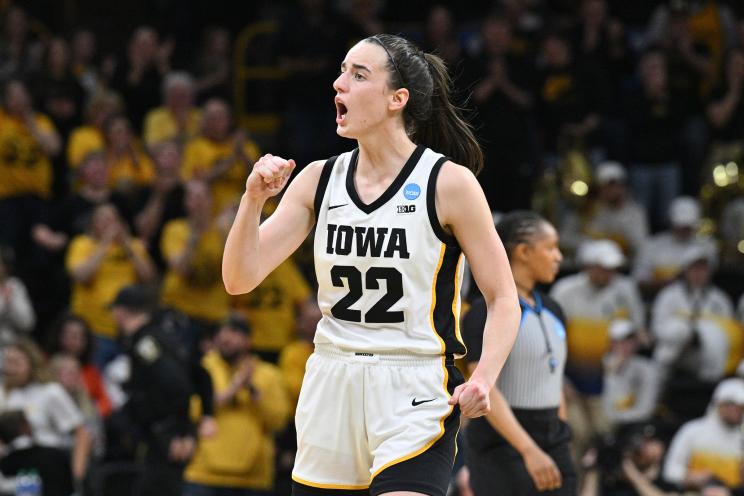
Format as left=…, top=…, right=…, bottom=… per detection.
left=223, top=34, right=520, bottom=496
left=463, top=211, right=576, bottom=495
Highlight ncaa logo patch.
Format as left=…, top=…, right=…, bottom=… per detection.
left=403, top=183, right=421, bottom=200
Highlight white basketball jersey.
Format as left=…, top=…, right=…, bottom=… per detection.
left=313, top=145, right=466, bottom=357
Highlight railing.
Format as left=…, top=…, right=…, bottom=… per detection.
left=232, top=21, right=286, bottom=137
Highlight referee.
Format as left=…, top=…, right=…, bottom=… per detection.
left=463, top=211, right=576, bottom=495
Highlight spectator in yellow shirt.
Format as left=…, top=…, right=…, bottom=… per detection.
left=143, top=71, right=202, bottom=146
left=181, top=99, right=260, bottom=214
left=231, top=257, right=312, bottom=363
left=185, top=313, right=290, bottom=495
left=104, top=115, right=156, bottom=191
left=192, top=27, right=231, bottom=103
left=0, top=79, right=61, bottom=254
left=65, top=203, right=155, bottom=367
left=66, top=90, right=122, bottom=169
left=161, top=181, right=229, bottom=352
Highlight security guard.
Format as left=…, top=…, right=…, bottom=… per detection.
left=110, top=284, right=212, bottom=496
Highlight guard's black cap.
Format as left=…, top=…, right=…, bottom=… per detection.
left=222, top=313, right=251, bottom=335
left=109, top=285, right=155, bottom=313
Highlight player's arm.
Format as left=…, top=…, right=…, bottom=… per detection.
left=438, top=162, right=520, bottom=417
left=222, top=155, right=322, bottom=295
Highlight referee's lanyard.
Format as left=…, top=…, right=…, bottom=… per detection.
left=519, top=293, right=557, bottom=374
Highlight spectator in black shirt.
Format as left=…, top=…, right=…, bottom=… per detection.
left=625, top=50, right=685, bottom=230
left=192, top=27, right=231, bottom=104
left=110, top=27, right=171, bottom=133
left=463, top=16, right=537, bottom=211
left=647, top=0, right=736, bottom=95
left=32, top=37, right=87, bottom=200
left=569, top=0, right=630, bottom=127
left=33, top=151, right=113, bottom=248
left=70, top=28, right=102, bottom=97
left=656, top=7, right=714, bottom=116
left=133, top=140, right=186, bottom=270
left=653, top=6, right=715, bottom=195
left=571, top=0, right=627, bottom=66
left=707, top=49, right=744, bottom=143
left=422, top=5, right=463, bottom=69
left=0, top=410, right=74, bottom=496
left=278, top=0, right=346, bottom=168
left=536, top=33, right=602, bottom=156
left=341, top=0, right=385, bottom=44
left=0, top=6, right=44, bottom=82
left=500, top=0, right=544, bottom=58
left=31, top=38, right=86, bottom=140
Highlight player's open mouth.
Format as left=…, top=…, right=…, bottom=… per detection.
left=335, top=100, right=348, bottom=124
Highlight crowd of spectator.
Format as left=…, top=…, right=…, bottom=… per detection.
left=2, top=0, right=744, bottom=495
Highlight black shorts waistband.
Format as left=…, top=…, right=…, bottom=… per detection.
left=510, top=407, right=560, bottom=421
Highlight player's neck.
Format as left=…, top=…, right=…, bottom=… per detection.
left=356, top=127, right=417, bottom=175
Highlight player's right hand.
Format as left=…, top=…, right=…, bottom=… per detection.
left=246, top=154, right=296, bottom=200
left=522, top=445, right=562, bottom=492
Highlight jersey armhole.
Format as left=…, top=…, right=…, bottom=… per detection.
left=313, top=155, right=338, bottom=224
left=427, top=156, right=458, bottom=246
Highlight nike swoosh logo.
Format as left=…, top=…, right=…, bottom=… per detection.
left=411, top=398, right=435, bottom=407
left=328, top=204, right=348, bottom=210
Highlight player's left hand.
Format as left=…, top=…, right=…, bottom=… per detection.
left=448, top=377, right=490, bottom=418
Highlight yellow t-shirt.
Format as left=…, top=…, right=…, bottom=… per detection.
left=185, top=352, right=289, bottom=489
left=0, top=111, right=55, bottom=199
left=108, top=150, right=156, bottom=189
left=231, top=259, right=311, bottom=353
left=160, top=219, right=229, bottom=323
left=66, top=126, right=104, bottom=169
left=181, top=136, right=260, bottom=213
left=143, top=107, right=202, bottom=146
left=66, top=235, right=151, bottom=338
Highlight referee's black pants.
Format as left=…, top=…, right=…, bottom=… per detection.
left=466, top=408, right=577, bottom=496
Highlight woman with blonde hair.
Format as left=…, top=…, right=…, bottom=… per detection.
left=0, top=339, right=91, bottom=484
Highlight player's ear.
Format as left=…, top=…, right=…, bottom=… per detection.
left=389, top=88, right=409, bottom=112
left=513, top=242, right=530, bottom=264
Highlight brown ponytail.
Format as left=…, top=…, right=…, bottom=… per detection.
left=365, top=34, right=484, bottom=175
left=416, top=53, right=483, bottom=175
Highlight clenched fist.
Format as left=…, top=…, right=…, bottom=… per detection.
left=448, top=377, right=491, bottom=418
left=246, top=154, right=296, bottom=201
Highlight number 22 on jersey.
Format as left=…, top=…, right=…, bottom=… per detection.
left=330, top=265, right=404, bottom=324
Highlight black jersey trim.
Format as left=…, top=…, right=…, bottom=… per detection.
left=313, top=155, right=338, bottom=223
left=431, top=244, right=467, bottom=357
left=345, top=145, right=425, bottom=214
left=426, top=156, right=458, bottom=246
left=370, top=362, right=463, bottom=496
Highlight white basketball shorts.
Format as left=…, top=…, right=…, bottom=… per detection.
left=291, top=344, right=463, bottom=496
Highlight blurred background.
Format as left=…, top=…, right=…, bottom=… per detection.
left=2, top=0, right=744, bottom=495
